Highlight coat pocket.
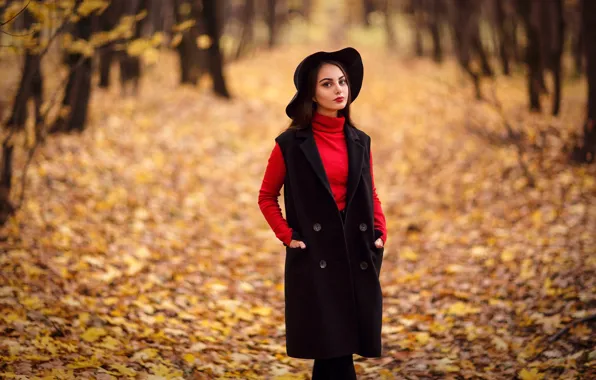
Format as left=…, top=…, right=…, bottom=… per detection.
left=370, top=245, right=384, bottom=277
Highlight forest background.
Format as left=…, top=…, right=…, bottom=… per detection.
left=0, top=0, right=594, bottom=378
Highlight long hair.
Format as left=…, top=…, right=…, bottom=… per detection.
left=287, top=60, right=356, bottom=130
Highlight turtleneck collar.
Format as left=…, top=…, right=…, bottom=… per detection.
left=312, top=112, right=345, bottom=133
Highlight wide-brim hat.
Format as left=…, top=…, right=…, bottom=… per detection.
left=285, top=47, right=363, bottom=119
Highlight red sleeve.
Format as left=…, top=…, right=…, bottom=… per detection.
left=258, top=142, right=294, bottom=246
left=370, top=146, right=387, bottom=244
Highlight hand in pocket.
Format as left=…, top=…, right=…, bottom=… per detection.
left=289, top=240, right=307, bottom=249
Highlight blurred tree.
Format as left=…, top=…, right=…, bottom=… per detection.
left=447, top=0, right=494, bottom=99
left=97, top=0, right=146, bottom=96
left=362, top=0, right=375, bottom=27
left=5, top=6, right=44, bottom=130
left=382, top=0, right=397, bottom=51
left=266, top=0, right=288, bottom=48
left=173, top=0, right=208, bottom=84
left=572, top=0, right=595, bottom=162
left=202, top=0, right=230, bottom=97
left=516, top=0, right=542, bottom=111
left=410, top=0, right=445, bottom=63
left=491, top=0, right=516, bottom=75
left=50, top=0, right=95, bottom=133
left=235, top=0, right=255, bottom=59
left=516, top=0, right=565, bottom=115
left=566, top=0, right=583, bottom=76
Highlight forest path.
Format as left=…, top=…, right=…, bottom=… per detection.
left=1, top=45, right=593, bottom=379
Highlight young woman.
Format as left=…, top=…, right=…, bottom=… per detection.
left=258, top=47, right=387, bottom=379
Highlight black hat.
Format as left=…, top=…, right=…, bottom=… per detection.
left=285, top=47, right=364, bottom=119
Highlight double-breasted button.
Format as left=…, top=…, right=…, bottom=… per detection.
left=360, top=261, right=368, bottom=270
left=319, top=259, right=327, bottom=269
left=359, top=223, right=367, bottom=232
left=313, top=223, right=322, bottom=232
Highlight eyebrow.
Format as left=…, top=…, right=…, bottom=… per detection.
left=319, top=75, right=345, bottom=83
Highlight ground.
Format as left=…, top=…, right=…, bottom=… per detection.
left=0, top=45, right=594, bottom=379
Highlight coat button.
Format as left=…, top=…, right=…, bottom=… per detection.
left=359, top=223, right=367, bottom=231
left=319, top=259, right=327, bottom=268
left=360, top=261, right=368, bottom=270
left=313, top=223, right=322, bottom=232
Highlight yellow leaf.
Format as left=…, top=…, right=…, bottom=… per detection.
left=173, top=19, right=196, bottom=32
left=67, top=355, right=102, bottom=369
left=183, top=353, right=196, bottom=365
left=445, top=302, right=480, bottom=316
left=132, top=348, right=159, bottom=361
left=170, top=33, right=183, bottom=48
left=80, top=327, right=107, bottom=342
left=77, top=0, right=109, bottom=16
left=492, top=336, right=508, bottom=351
left=415, top=332, right=430, bottom=345
left=500, top=249, right=515, bottom=263
left=98, top=336, right=121, bottom=351
left=400, top=247, right=418, bottom=261
left=196, top=34, right=212, bottom=49
left=519, top=368, right=545, bottom=380
left=251, top=306, right=272, bottom=316
left=445, top=264, right=466, bottom=274
left=110, top=364, right=137, bottom=377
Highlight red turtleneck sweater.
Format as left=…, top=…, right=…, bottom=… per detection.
left=258, top=112, right=387, bottom=246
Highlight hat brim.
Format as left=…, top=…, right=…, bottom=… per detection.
left=285, top=47, right=363, bottom=119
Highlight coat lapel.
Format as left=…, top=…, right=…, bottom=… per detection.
left=296, top=123, right=365, bottom=210
left=297, top=127, right=335, bottom=202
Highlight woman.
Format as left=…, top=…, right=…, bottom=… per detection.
left=258, top=47, right=387, bottom=379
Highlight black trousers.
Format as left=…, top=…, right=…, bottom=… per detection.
left=312, top=355, right=357, bottom=380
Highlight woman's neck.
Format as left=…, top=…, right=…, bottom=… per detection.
left=316, top=108, right=338, bottom=118
left=312, top=111, right=345, bottom=133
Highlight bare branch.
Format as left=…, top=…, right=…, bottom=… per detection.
left=0, top=0, right=31, bottom=27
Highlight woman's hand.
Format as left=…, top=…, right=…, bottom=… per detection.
left=374, top=238, right=384, bottom=248
left=289, top=240, right=307, bottom=249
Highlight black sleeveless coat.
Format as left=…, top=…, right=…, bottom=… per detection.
left=274, top=122, right=385, bottom=360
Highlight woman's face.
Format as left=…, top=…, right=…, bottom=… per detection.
left=313, top=63, right=349, bottom=116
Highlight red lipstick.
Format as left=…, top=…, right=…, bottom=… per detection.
left=334, top=97, right=345, bottom=103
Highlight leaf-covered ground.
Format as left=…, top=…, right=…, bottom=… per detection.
left=0, top=46, right=594, bottom=379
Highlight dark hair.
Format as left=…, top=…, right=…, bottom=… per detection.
left=287, top=60, right=356, bottom=130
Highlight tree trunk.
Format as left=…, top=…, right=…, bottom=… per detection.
left=494, top=0, right=510, bottom=75
left=517, top=0, right=541, bottom=112
left=235, top=0, right=255, bottom=60
left=50, top=9, right=94, bottom=133
left=202, top=0, right=230, bottom=98
left=119, top=0, right=145, bottom=96
left=572, top=0, right=596, bottom=162
left=0, top=142, right=15, bottom=225
left=174, top=0, right=207, bottom=84
left=428, top=0, right=444, bottom=63
left=413, top=1, right=424, bottom=57
left=363, top=0, right=374, bottom=27
left=569, top=2, right=583, bottom=76
left=383, top=0, right=397, bottom=51
left=6, top=9, right=44, bottom=130
left=546, top=0, right=564, bottom=116
left=267, top=0, right=277, bottom=48
left=448, top=0, right=483, bottom=99
left=97, top=0, right=122, bottom=89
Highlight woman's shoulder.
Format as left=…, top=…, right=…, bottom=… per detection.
left=274, top=127, right=297, bottom=144
left=347, top=123, right=372, bottom=143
